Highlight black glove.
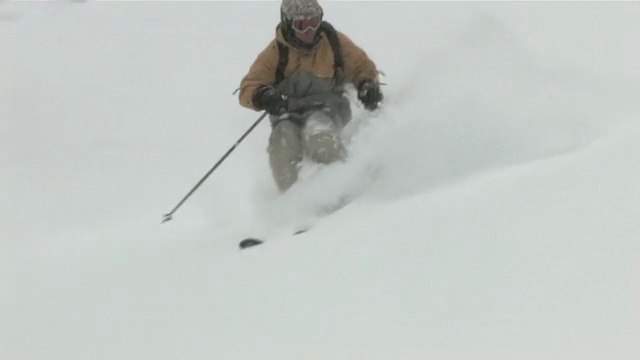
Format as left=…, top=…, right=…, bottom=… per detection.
left=357, top=80, right=383, bottom=111
left=252, top=85, right=289, bottom=115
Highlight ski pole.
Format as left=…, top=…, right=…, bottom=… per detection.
left=161, top=111, right=268, bottom=224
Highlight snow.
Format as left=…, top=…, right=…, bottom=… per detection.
left=2, top=1, right=639, bottom=359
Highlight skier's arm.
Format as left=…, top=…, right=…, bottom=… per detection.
left=239, top=41, right=279, bottom=111
left=337, top=31, right=380, bottom=87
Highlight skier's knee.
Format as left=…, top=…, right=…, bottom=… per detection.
left=302, top=113, right=346, bottom=164
left=269, top=121, right=301, bottom=153
left=305, top=132, right=346, bottom=164
left=268, top=120, right=303, bottom=192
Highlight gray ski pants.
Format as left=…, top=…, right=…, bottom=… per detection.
left=268, top=109, right=348, bottom=192
left=266, top=70, right=352, bottom=192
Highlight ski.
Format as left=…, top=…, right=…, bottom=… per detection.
left=239, top=238, right=264, bottom=249
left=238, top=228, right=310, bottom=250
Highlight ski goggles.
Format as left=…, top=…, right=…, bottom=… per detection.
left=292, top=15, right=322, bottom=33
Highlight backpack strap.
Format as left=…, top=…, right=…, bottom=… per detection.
left=274, top=41, right=289, bottom=86
left=319, top=21, right=344, bottom=84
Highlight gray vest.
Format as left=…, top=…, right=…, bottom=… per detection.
left=271, top=70, right=351, bottom=128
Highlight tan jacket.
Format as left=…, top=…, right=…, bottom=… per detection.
left=238, top=24, right=380, bottom=111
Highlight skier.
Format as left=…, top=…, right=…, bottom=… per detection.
left=238, top=0, right=383, bottom=193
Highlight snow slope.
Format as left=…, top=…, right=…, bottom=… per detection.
left=1, top=1, right=639, bottom=359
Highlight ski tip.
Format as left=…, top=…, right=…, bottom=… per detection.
left=239, top=238, right=264, bottom=250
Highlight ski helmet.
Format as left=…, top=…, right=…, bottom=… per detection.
left=280, top=0, right=324, bottom=49
left=281, top=0, right=323, bottom=24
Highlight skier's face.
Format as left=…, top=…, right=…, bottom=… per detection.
left=294, top=27, right=317, bottom=44
left=292, top=15, right=321, bottom=44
